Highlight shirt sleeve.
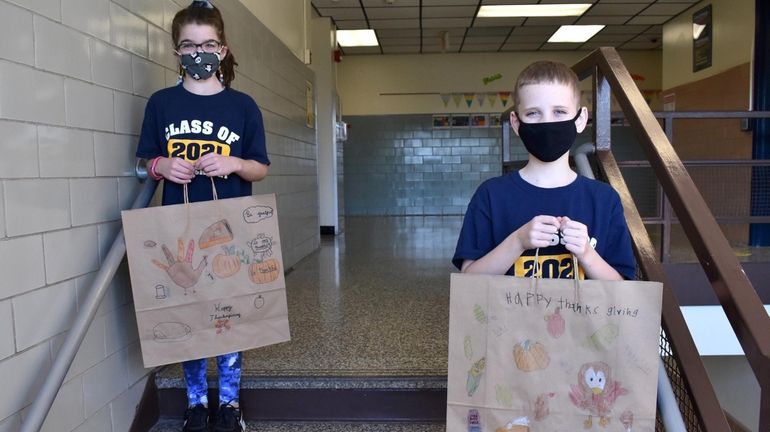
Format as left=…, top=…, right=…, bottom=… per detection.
left=136, top=96, right=163, bottom=159
left=452, top=186, right=495, bottom=270
left=603, top=191, right=637, bottom=280
left=241, top=99, right=270, bottom=166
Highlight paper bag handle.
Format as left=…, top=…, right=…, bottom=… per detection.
left=182, top=177, right=219, bottom=204
left=530, top=248, right=581, bottom=303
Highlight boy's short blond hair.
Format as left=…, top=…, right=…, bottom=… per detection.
left=514, top=61, right=581, bottom=110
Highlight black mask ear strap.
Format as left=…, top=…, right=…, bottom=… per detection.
left=191, top=0, right=214, bottom=9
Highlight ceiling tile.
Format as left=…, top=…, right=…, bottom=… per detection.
left=334, top=20, right=369, bottom=29
left=378, top=37, right=421, bottom=46
left=482, top=0, right=539, bottom=4
left=656, top=0, right=700, bottom=3
left=422, top=45, right=461, bottom=53
left=599, top=25, right=649, bottom=34
left=641, top=3, right=695, bottom=16
left=594, top=0, right=653, bottom=3
left=580, top=41, right=623, bottom=50
left=361, top=0, right=419, bottom=5
left=585, top=3, right=648, bottom=15
left=462, top=43, right=503, bottom=52
left=626, top=15, right=670, bottom=25
left=589, top=32, right=635, bottom=43
left=464, top=36, right=507, bottom=44
left=541, top=42, right=582, bottom=50
left=422, top=6, right=478, bottom=18
left=376, top=28, right=421, bottom=37
left=423, top=35, right=464, bottom=46
left=424, top=0, right=479, bottom=5
left=511, top=25, right=559, bottom=35
left=423, top=17, right=474, bottom=28
left=312, top=0, right=361, bottom=7
left=644, top=25, right=663, bottom=34
left=473, top=17, right=526, bottom=27
left=620, top=41, right=662, bottom=50
left=575, top=16, right=631, bottom=25
left=369, top=18, right=421, bottom=28
left=382, top=45, right=421, bottom=54
left=365, top=7, right=419, bottom=19
left=505, top=34, right=548, bottom=43
left=500, top=43, right=543, bottom=51
left=466, top=26, right=512, bottom=36
left=318, top=7, right=365, bottom=20
left=523, top=17, right=580, bottom=26
left=341, top=46, right=382, bottom=54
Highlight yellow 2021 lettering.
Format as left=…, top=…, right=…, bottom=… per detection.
left=167, top=139, right=230, bottom=162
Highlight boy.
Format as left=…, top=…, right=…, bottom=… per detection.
left=452, top=61, right=635, bottom=280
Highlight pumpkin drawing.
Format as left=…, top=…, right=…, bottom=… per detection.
left=249, top=258, right=280, bottom=284
left=513, top=340, right=550, bottom=372
left=213, top=254, right=241, bottom=278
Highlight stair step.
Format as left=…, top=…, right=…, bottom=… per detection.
left=150, top=419, right=445, bottom=432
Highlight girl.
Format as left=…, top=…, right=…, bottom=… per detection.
left=136, top=1, right=269, bottom=431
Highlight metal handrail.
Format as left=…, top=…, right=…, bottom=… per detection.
left=573, top=47, right=753, bottom=430
left=574, top=144, right=687, bottom=432
left=21, top=177, right=158, bottom=432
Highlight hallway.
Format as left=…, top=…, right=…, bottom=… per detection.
left=153, top=216, right=462, bottom=429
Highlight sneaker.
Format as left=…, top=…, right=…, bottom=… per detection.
left=182, top=404, right=209, bottom=432
left=212, top=403, right=246, bottom=432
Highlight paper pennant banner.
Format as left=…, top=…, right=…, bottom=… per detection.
left=440, top=93, right=451, bottom=107
left=487, top=93, right=498, bottom=107
left=464, top=93, right=474, bottom=108
left=476, top=93, right=486, bottom=107
left=452, top=93, right=463, bottom=108
left=499, top=91, right=511, bottom=107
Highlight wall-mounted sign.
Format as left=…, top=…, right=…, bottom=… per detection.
left=692, top=5, right=712, bottom=72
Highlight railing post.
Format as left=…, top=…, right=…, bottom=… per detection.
left=593, top=68, right=612, bottom=151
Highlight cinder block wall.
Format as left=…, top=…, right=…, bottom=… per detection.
left=343, top=115, right=504, bottom=216
left=0, top=1, right=318, bottom=431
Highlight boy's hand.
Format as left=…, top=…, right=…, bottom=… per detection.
left=195, top=153, right=242, bottom=177
left=515, top=215, right=561, bottom=250
left=559, top=216, right=591, bottom=258
left=155, top=157, right=194, bottom=184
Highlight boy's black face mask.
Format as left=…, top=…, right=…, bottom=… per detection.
left=515, top=110, right=582, bottom=162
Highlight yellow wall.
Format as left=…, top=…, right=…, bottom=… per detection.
left=239, top=0, right=311, bottom=63
left=338, top=50, right=662, bottom=115
left=662, top=0, right=754, bottom=91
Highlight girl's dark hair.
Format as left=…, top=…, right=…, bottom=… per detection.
left=172, top=1, right=238, bottom=87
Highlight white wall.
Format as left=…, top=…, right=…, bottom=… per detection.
left=310, top=16, right=340, bottom=231
left=662, top=0, right=755, bottom=90
left=239, top=0, right=311, bottom=64
left=0, top=0, right=318, bottom=430
left=338, top=50, right=662, bottom=115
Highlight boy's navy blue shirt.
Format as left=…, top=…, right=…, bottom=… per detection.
left=136, top=85, right=270, bottom=205
left=453, top=172, right=636, bottom=280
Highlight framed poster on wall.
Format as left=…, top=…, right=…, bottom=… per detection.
left=692, top=5, right=712, bottom=72
left=471, top=114, right=488, bottom=128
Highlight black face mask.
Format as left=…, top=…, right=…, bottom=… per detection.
left=515, top=110, right=582, bottom=162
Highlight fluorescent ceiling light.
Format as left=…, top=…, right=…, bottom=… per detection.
left=548, top=25, right=605, bottom=43
left=477, top=4, right=592, bottom=18
left=336, top=29, right=378, bottom=47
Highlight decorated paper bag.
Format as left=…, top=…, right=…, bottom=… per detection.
left=121, top=192, right=290, bottom=367
left=447, top=271, right=663, bottom=432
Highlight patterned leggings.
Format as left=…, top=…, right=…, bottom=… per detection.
left=182, top=351, right=242, bottom=406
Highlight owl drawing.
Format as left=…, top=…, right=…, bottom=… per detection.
left=569, top=361, right=629, bottom=428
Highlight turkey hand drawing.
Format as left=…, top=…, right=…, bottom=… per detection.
left=152, top=238, right=208, bottom=289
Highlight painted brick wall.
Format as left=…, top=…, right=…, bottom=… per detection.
left=343, top=115, right=503, bottom=216
left=0, top=0, right=318, bottom=431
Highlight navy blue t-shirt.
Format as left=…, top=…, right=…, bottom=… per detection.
left=453, top=172, right=636, bottom=280
left=136, top=85, right=270, bottom=205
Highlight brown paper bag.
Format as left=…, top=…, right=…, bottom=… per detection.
left=447, top=270, right=662, bottom=432
left=121, top=192, right=290, bottom=367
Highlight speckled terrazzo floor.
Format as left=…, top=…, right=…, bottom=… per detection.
left=150, top=419, right=445, bottom=432
left=157, top=216, right=463, bottom=389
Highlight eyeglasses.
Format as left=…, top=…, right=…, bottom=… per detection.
left=176, top=40, right=223, bottom=55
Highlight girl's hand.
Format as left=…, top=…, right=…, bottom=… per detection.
left=156, top=157, right=194, bottom=184
left=560, top=216, right=591, bottom=258
left=514, top=215, right=561, bottom=250
left=195, top=153, right=242, bottom=177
